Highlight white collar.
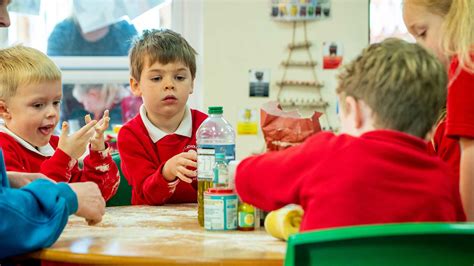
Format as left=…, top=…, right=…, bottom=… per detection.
left=140, top=104, right=193, bottom=143
left=0, top=125, right=55, bottom=156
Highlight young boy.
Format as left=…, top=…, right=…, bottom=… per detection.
left=235, top=38, right=466, bottom=231
left=0, top=6, right=105, bottom=259
left=0, top=45, right=119, bottom=201
left=117, top=29, right=207, bottom=205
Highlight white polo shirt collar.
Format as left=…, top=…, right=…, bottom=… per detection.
left=0, top=125, right=55, bottom=156
left=140, top=104, right=192, bottom=143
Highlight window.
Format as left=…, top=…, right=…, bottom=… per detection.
left=6, top=0, right=171, bottom=55
left=61, top=82, right=141, bottom=131
left=4, top=0, right=172, bottom=132
left=369, top=0, right=414, bottom=43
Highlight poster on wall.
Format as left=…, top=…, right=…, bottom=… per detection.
left=249, top=69, right=270, bottom=97
left=322, top=41, right=343, bottom=69
left=270, top=0, right=331, bottom=22
left=237, top=108, right=259, bottom=135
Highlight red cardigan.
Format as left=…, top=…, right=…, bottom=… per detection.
left=428, top=120, right=460, bottom=200
left=236, top=130, right=465, bottom=231
left=446, top=55, right=474, bottom=139
left=427, top=56, right=474, bottom=208
left=117, top=109, right=207, bottom=205
left=0, top=133, right=119, bottom=201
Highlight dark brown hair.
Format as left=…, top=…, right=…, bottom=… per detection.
left=129, top=29, right=197, bottom=81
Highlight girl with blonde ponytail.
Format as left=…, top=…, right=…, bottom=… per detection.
left=404, top=0, right=474, bottom=220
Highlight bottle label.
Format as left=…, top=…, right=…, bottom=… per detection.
left=197, top=144, right=235, bottom=180
left=213, top=167, right=229, bottom=186
left=197, top=147, right=215, bottom=180
left=238, top=211, right=255, bottom=228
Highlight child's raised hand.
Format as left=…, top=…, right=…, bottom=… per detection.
left=86, top=110, right=110, bottom=151
left=58, top=120, right=97, bottom=160
left=162, top=150, right=198, bottom=183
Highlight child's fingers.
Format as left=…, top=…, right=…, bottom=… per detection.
left=176, top=172, right=193, bottom=183
left=84, top=126, right=97, bottom=139
left=94, top=121, right=105, bottom=134
left=94, top=127, right=102, bottom=137
left=182, top=150, right=197, bottom=161
left=95, top=110, right=110, bottom=129
left=178, top=166, right=197, bottom=177
left=76, top=120, right=98, bottom=137
left=73, top=125, right=96, bottom=145
left=180, top=158, right=197, bottom=168
left=60, top=121, right=69, bottom=137
left=188, top=150, right=197, bottom=161
left=102, top=116, right=110, bottom=130
left=85, top=114, right=92, bottom=124
left=86, top=218, right=101, bottom=226
left=97, top=116, right=110, bottom=132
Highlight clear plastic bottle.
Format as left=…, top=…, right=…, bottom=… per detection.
left=197, top=106, right=236, bottom=227
left=213, top=153, right=229, bottom=188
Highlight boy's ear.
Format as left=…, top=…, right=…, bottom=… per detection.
left=189, top=79, right=194, bottom=94
left=129, top=77, right=142, bottom=97
left=344, top=96, right=363, bottom=129
left=0, top=100, right=11, bottom=120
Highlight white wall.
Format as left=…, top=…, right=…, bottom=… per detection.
left=172, top=0, right=204, bottom=110
left=201, top=0, right=369, bottom=159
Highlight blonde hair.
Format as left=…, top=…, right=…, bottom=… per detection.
left=409, top=0, right=474, bottom=73
left=337, top=38, right=447, bottom=138
left=0, top=45, right=61, bottom=100
left=129, top=29, right=197, bottom=81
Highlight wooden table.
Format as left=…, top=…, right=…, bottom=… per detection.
left=28, top=204, right=286, bottom=265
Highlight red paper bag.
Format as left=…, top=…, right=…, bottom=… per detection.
left=261, top=101, right=322, bottom=151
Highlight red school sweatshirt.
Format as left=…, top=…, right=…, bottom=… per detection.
left=0, top=133, right=119, bottom=201
left=117, top=109, right=207, bottom=205
left=236, top=130, right=465, bottom=231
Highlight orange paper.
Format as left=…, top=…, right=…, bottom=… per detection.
left=261, top=101, right=322, bottom=151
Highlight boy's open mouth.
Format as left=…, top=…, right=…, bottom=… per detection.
left=38, top=125, right=54, bottom=136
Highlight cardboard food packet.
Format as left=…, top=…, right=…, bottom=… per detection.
left=261, top=101, right=322, bottom=151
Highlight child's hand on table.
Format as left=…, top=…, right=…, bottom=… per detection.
left=69, top=182, right=106, bottom=225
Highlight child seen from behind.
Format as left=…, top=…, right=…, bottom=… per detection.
left=235, top=38, right=466, bottom=231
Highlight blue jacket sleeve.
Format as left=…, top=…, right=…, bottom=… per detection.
left=0, top=179, right=78, bottom=259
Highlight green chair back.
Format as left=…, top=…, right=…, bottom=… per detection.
left=285, top=223, right=474, bottom=266
left=106, top=153, right=132, bottom=206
